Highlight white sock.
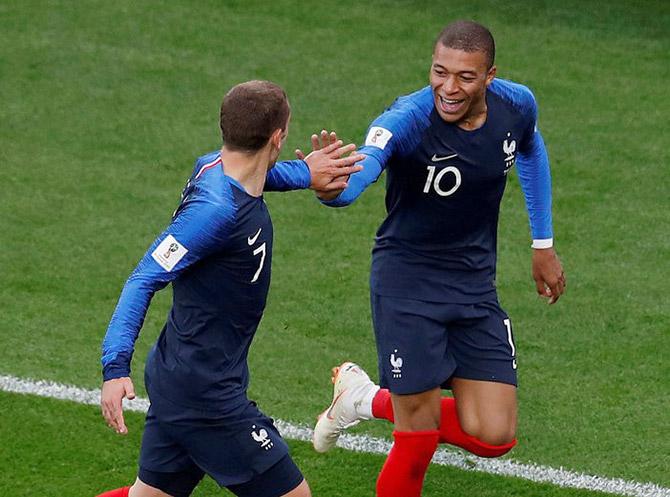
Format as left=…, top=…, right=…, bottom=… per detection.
left=355, top=384, right=380, bottom=420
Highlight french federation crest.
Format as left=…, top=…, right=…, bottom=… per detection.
left=390, top=349, right=403, bottom=379
left=251, top=425, right=274, bottom=451
left=503, top=132, right=516, bottom=173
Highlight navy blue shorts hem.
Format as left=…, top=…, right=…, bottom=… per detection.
left=138, top=466, right=204, bottom=497
left=226, top=455, right=304, bottom=497
left=380, top=369, right=456, bottom=395
left=451, top=370, right=518, bottom=387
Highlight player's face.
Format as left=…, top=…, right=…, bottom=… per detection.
left=430, top=45, right=496, bottom=127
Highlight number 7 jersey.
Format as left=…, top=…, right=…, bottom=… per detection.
left=102, top=152, right=282, bottom=412
left=324, top=79, right=554, bottom=304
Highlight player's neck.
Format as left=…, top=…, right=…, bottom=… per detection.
left=220, top=146, right=272, bottom=197
left=457, top=102, right=488, bottom=131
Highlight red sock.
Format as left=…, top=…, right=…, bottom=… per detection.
left=376, top=430, right=439, bottom=497
left=372, top=389, right=516, bottom=458
left=372, top=387, right=395, bottom=422
left=96, top=487, right=130, bottom=497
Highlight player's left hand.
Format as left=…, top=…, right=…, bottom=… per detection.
left=296, top=130, right=364, bottom=192
left=532, top=248, right=566, bottom=305
left=101, top=376, right=136, bottom=435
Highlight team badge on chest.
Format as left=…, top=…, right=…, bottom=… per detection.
left=503, top=132, right=516, bottom=174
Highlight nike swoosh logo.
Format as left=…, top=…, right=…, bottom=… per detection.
left=326, top=390, right=347, bottom=420
left=431, top=153, right=458, bottom=162
left=247, top=228, right=262, bottom=245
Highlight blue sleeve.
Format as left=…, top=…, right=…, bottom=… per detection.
left=265, top=159, right=311, bottom=191
left=100, top=194, right=236, bottom=381
left=322, top=88, right=432, bottom=207
left=514, top=88, right=553, bottom=242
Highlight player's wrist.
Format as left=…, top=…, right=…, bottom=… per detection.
left=102, top=364, right=131, bottom=382
left=531, top=238, right=553, bottom=249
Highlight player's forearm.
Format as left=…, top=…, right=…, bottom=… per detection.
left=265, top=160, right=311, bottom=191
left=100, top=275, right=162, bottom=380
left=516, top=131, right=553, bottom=247
left=320, top=153, right=383, bottom=207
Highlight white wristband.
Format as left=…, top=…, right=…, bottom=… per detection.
left=532, top=238, right=554, bottom=249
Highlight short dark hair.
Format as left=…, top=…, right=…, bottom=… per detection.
left=220, top=80, right=290, bottom=152
left=435, top=20, right=496, bottom=69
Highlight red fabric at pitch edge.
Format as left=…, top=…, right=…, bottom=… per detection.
left=96, top=486, right=130, bottom=497
left=372, top=388, right=516, bottom=457
left=376, top=430, right=439, bottom=497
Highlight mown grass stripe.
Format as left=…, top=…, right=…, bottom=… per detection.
left=1, top=374, right=666, bottom=497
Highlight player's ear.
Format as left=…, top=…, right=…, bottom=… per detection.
left=270, top=128, right=284, bottom=150
left=486, top=65, right=497, bottom=85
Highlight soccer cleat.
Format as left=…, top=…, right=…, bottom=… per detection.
left=313, top=362, right=379, bottom=453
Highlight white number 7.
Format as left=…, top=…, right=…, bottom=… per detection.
left=251, top=243, right=266, bottom=283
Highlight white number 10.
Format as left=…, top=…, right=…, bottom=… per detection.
left=423, top=165, right=461, bottom=197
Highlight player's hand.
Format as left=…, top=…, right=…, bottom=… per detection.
left=101, top=376, right=136, bottom=435
left=296, top=129, right=364, bottom=193
left=532, top=248, right=566, bottom=305
left=295, top=129, right=338, bottom=160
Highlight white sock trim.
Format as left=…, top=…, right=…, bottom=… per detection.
left=358, top=384, right=380, bottom=420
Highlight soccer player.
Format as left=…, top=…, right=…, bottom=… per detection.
left=96, top=80, right=364, bottom=497
left=311, top=21, right=566, bottom=496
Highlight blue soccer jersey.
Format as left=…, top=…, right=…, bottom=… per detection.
left=324, top=79, right=553, bottom=303
left=101, top=152, right=310, bottom=412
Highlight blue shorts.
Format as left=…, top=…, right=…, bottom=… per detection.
left=138, top=392, right=303, bottom=497
left=371, top=293, right=518, bottom=394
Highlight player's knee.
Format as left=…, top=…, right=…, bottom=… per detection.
left=460, top=404, right=516, bottom=446
left=476, top=422, right=516, bottom=446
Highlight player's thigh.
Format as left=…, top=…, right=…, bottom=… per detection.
left=448, top=300, right=518, bottom=443
left=451, top=378, right=517, bottom=444
left=371, top=292, right=455, bottom=394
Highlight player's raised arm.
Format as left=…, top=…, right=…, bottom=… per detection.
left=265, top=129, right=364, bottom=192
left=100, top=197, right=234, bottom=434
left=513, top=86, right=566, bottom=304
left=316, top=92, right=431, bottom=206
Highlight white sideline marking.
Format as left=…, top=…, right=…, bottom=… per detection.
left=1, top=374, right=668, bottom=497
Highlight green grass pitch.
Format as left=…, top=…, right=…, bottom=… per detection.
left=1, top=1, right=668, bottom=496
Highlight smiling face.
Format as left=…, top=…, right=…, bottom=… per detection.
left=430, top=44, right=496, bottom=128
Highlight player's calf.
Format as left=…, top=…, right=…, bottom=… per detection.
left=376, top=430, right=439, bottom=497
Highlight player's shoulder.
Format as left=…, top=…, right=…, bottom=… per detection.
left=392, top=86, right=434, bottom=114
left=178, top=151, right=239, bottom=226
left=488, top=78, right=537, bottom=117
left=370, top=86, right=433, bottom=144
left=192, top=150, right=223, bottom=177
left=384, top=86, right=434, bottom=123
